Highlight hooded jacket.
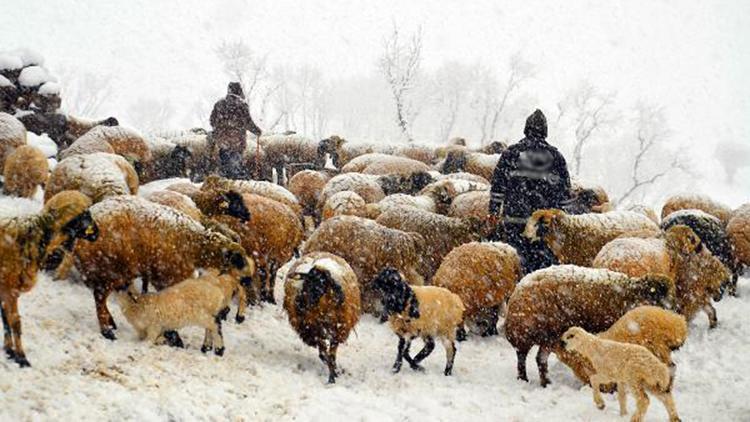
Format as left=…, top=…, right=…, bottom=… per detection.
left=209, top=83, right=262, bottom=154
left=489, top=110, right=571, bottom=220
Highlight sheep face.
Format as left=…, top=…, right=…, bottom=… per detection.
left=220, top=190, right=251, bottom=222
left=666, top=225, right=704, bottom=256
left=372, top=267, right=420, bottom=319
left=524, top=209, right=563, bottom=243
left=293, top=267, right=344, bottom=312
left=224, top=249, right=247, bottom=271
left=42, top=210, right=100, bottom=271
left=318, top=136, right=345, bottom=168
left=637, top=274, right=677, bottom=310
left=561, top=326, right=589, bottom=352
left=168, top=145, right=193, bottom=177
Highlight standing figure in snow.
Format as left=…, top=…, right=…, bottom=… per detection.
left=209, top=82, right=262, bottom=180
left=488, top=109, right=571, bottom=274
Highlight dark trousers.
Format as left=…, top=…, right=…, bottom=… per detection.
left=491, top=221, right=558, bottom=275
left=218, top=149, right=249, bottom=180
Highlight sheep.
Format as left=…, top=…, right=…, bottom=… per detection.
left=523, top=209, right=660, bottom=267
left=368, top=179, right=454, bottom=217
left=661, top=209, right=740, bottom=296
left=317, top=173, right=386, bottom=213
left=360, top=155, right=431, bottom=176
left=0, top=112, right=26, bottom=174
left=3, top=145, right=48, bottom=198
left=194, top=187, right=304, bottom=304
left=337, top=142, right=395, bottom=168
left=166, top=181, right=201, bottom=199
left=302, top=215, right=426, bottom=312
left=437, top=171, right=490, bottom=185
left=71, top=195, right=249, bottom=340
left=727, top=204, right=750, bottom=271
left=447, top=191, right=493, bottom=238
left=261, top=134, right=345, bottom=185
left=201, top=175, right=303, bottom=219
left=627, top=204, right=660, bottom=225
left=143, top=189, right=203, bottom=221
left=340, top=152, right=394, bottom=173
left=166, top=130, right=214, bottom=182
left=474, top=140, right=507, bottom=155
left=58, top=125, right=152, bottom=174
left=116, top=277, right=229, bottom=355
left=394, top=144, right=437, bottom=165
left=138, top=136, right=192, bottom=183
left=593, top=225, right=731, bottom=327
left=566, top=183, right=613, bottom=214
left=1, top=191, right=98, bottom=366
left=432, top=242, right=521, bottom=337
left=504, top=265, right=676, bottom=387
left=63, top=115, right=119, bottom=146
left=372, top=267, right=465, bottom=376
left=420, top=177, right=490, bottom=203
left=376, top=171, right=435, bottom=196
left=44, top=152, right=139, bottom=203
left=555, top=306, right=688, bottom=389
left=287, top=169, right=330, bottom=227
left=321, top=191, right=368, bottom=221
left=440, top=149, right=500, bottom=181
left=661, top=193, right=733, bottom=225
left=376, top=205, right=482, bottom=281
left=284, top=253, right=361, bottom=383
left=561, top=327, right=681, bottom=422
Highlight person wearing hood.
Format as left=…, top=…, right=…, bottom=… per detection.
left=488, top=109, right=571, bottom=274
left=209, top=82, right=262, bottom=179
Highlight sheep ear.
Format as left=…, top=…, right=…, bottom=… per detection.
left=408, top=294, right=420, bottom=319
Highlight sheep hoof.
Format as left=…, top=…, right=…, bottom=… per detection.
left=410, top=364, right=425, bottom=372
left=14, top=355, right=31, bottom=368
left=5, top=349, right=15, bottom=360
left=327, top=375, right=336, bottom=384
left=517, top=375, right=529, bottom=382
left=101, top=329, right=117, bottom=341
left=540, top=379, right=551, bottom=388
left=235, top=315, right=246, bottom=324
left=163, top=331, right=184, bottom=348
left=392, top=364, right=402, bottom=374
left=444, top=368, right=453, bottom=376
left=596, top=402, right=605, bottom=410
left=214, top=347, right=225, bottom=357
left=201, top=345, right=212, bottom=354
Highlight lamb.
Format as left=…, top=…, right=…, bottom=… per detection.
left=284, top=253, right=361, bottom=383
left=432, top=242, right=521, bottom=336
left=555, top=306, right=688, bottom=388
left=44, top=152, right=139, bottom=203
left=0, top=112, right=26, bottom=174
left=727, top=204, right=750, bottom=272
left=373, top=267, right=465, bottom=376
left=117, top=277, right=229, bottom=356
left=321, top=191, right=368, bottom=221
left=194, top=186, right=304, bottom=304
left=593, top=225, right=731, bottom=327
left=261, top=134, right=345, bottom=185
left=561, top=327, right=681, bottom=422
left=661, top=193, right=733, bottom=225
left=661, top=209, right=740, bottom=296
left=287, top=169, right=330, bottom=227
left=58, top=125, right=152, bottom=174
left=3, top=145, right=48, bottom=198
left=376, top=205, right=482, bottom=281
left=317, top=173, right=386, bottom=212
left=524, top=209, right=660, bottom=267
left=1, top=191, right=98, bottom=366
left=504, top=265, right=676, bottom=386
left=302, top=215, right=426, bottom=312
left=71, top=195, right=249, bottom=340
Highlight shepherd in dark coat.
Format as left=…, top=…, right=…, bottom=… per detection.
left=488, top=109, right=571, bottom=273
left=209, top=82, right=262, bottom=179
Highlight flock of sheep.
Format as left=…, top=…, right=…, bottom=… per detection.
left=1, top=103, right=749, bottom=421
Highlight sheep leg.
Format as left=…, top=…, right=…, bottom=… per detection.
left=235, top=285, right=248, bottom=324
left=516, top=348, right=529, bottom=382
left=201, top=328, right=213, bottom=353
left=456, top=325, right=467, bottom=342
left=441, top=338, right=457, bottom=376
left=323, top=341, right=339, bottom=384
left=703, top=303, right=717, bottom=329
left=4, top=296, right=29, bottom=367
left=617, top=383, right=628, bottom=416
left=590, top=374, right=606, bottom=410
left=408, top=337, right=435, bottom=371
left=392, top=336, right=410, bottom=373
left=262, top=262, right=278, bottom=304
left=141, top=279, right=149, bottom=294
left=632, top=387, right=650, bottom=422
left=213, top=314, right=225, bottom=356
left=651, top=390, right=681, bottom=422
left=536, top=346, right=552, bottom=387
left=1, top=300, right=14, bottom=359
left=479, top=306, right=500, bottom=337
left=94, top=285, right=117, bottom=340
left=163, top=331, right=185, bottom=348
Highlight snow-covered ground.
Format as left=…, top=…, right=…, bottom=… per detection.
left=1, top=265, right=748, bottom=421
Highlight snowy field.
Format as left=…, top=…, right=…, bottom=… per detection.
left=1, top=267, right=748, bottom=421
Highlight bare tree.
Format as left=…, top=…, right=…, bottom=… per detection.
left=57, top=68, right=114, bottom=117
left=214, top=40, right=270, bottom=99
left=714, top=140, right=750, bottom=184
left=617, top=103, right=688, bottom=205
left=378, top=24, right=422, bottom=142
left=430, top=62, right=470, bottom=143
left=558, top=82, right=618, bottom=176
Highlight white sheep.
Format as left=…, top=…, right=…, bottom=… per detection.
left=45, top=152, right=139, bottom=203
left=561, top=327, right=681, bottom=422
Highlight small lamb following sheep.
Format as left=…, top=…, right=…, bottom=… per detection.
left=562, top=327, right=681, bottom=422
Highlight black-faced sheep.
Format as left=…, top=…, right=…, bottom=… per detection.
left=661, top=209, right=740, bottom=296
left=555, top=306, right=688, bottom=388
left=45, top=152, right=139, bottom=203
left=138, top=136, right=192, bottom=183
left=261, top=134, right=345, bottom=185
left=593, top=224, right=731, bottom=328
left=561, top=327, right=681, bottom=422
left=1, top=191, right=98, bottom=366
left=3, top=145, right=48, bottom=198
left=661, top=193, right=733, bottom=226
left=284, top=253, right=361, bottom=383
left=201, top=175, right=303, bottom=219
left=505, top=265, right=676, bottom=387
left=432, top=242, right=521, bottom=336
left=302, top=215, right=426, bottom=312
left=71, top=196, right=249, bottom=340
left=440, top=149, right=500, bottom=181
left=376, top=205, right=482, bottom=281
left=373, top=267, right=465, bottom=376
left=523, top=209, right=660, bottom=267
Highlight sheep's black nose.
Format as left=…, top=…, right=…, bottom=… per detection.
left=239, top=276, right=252, bottom=287
left=43, top=249, right=65, bottom=271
